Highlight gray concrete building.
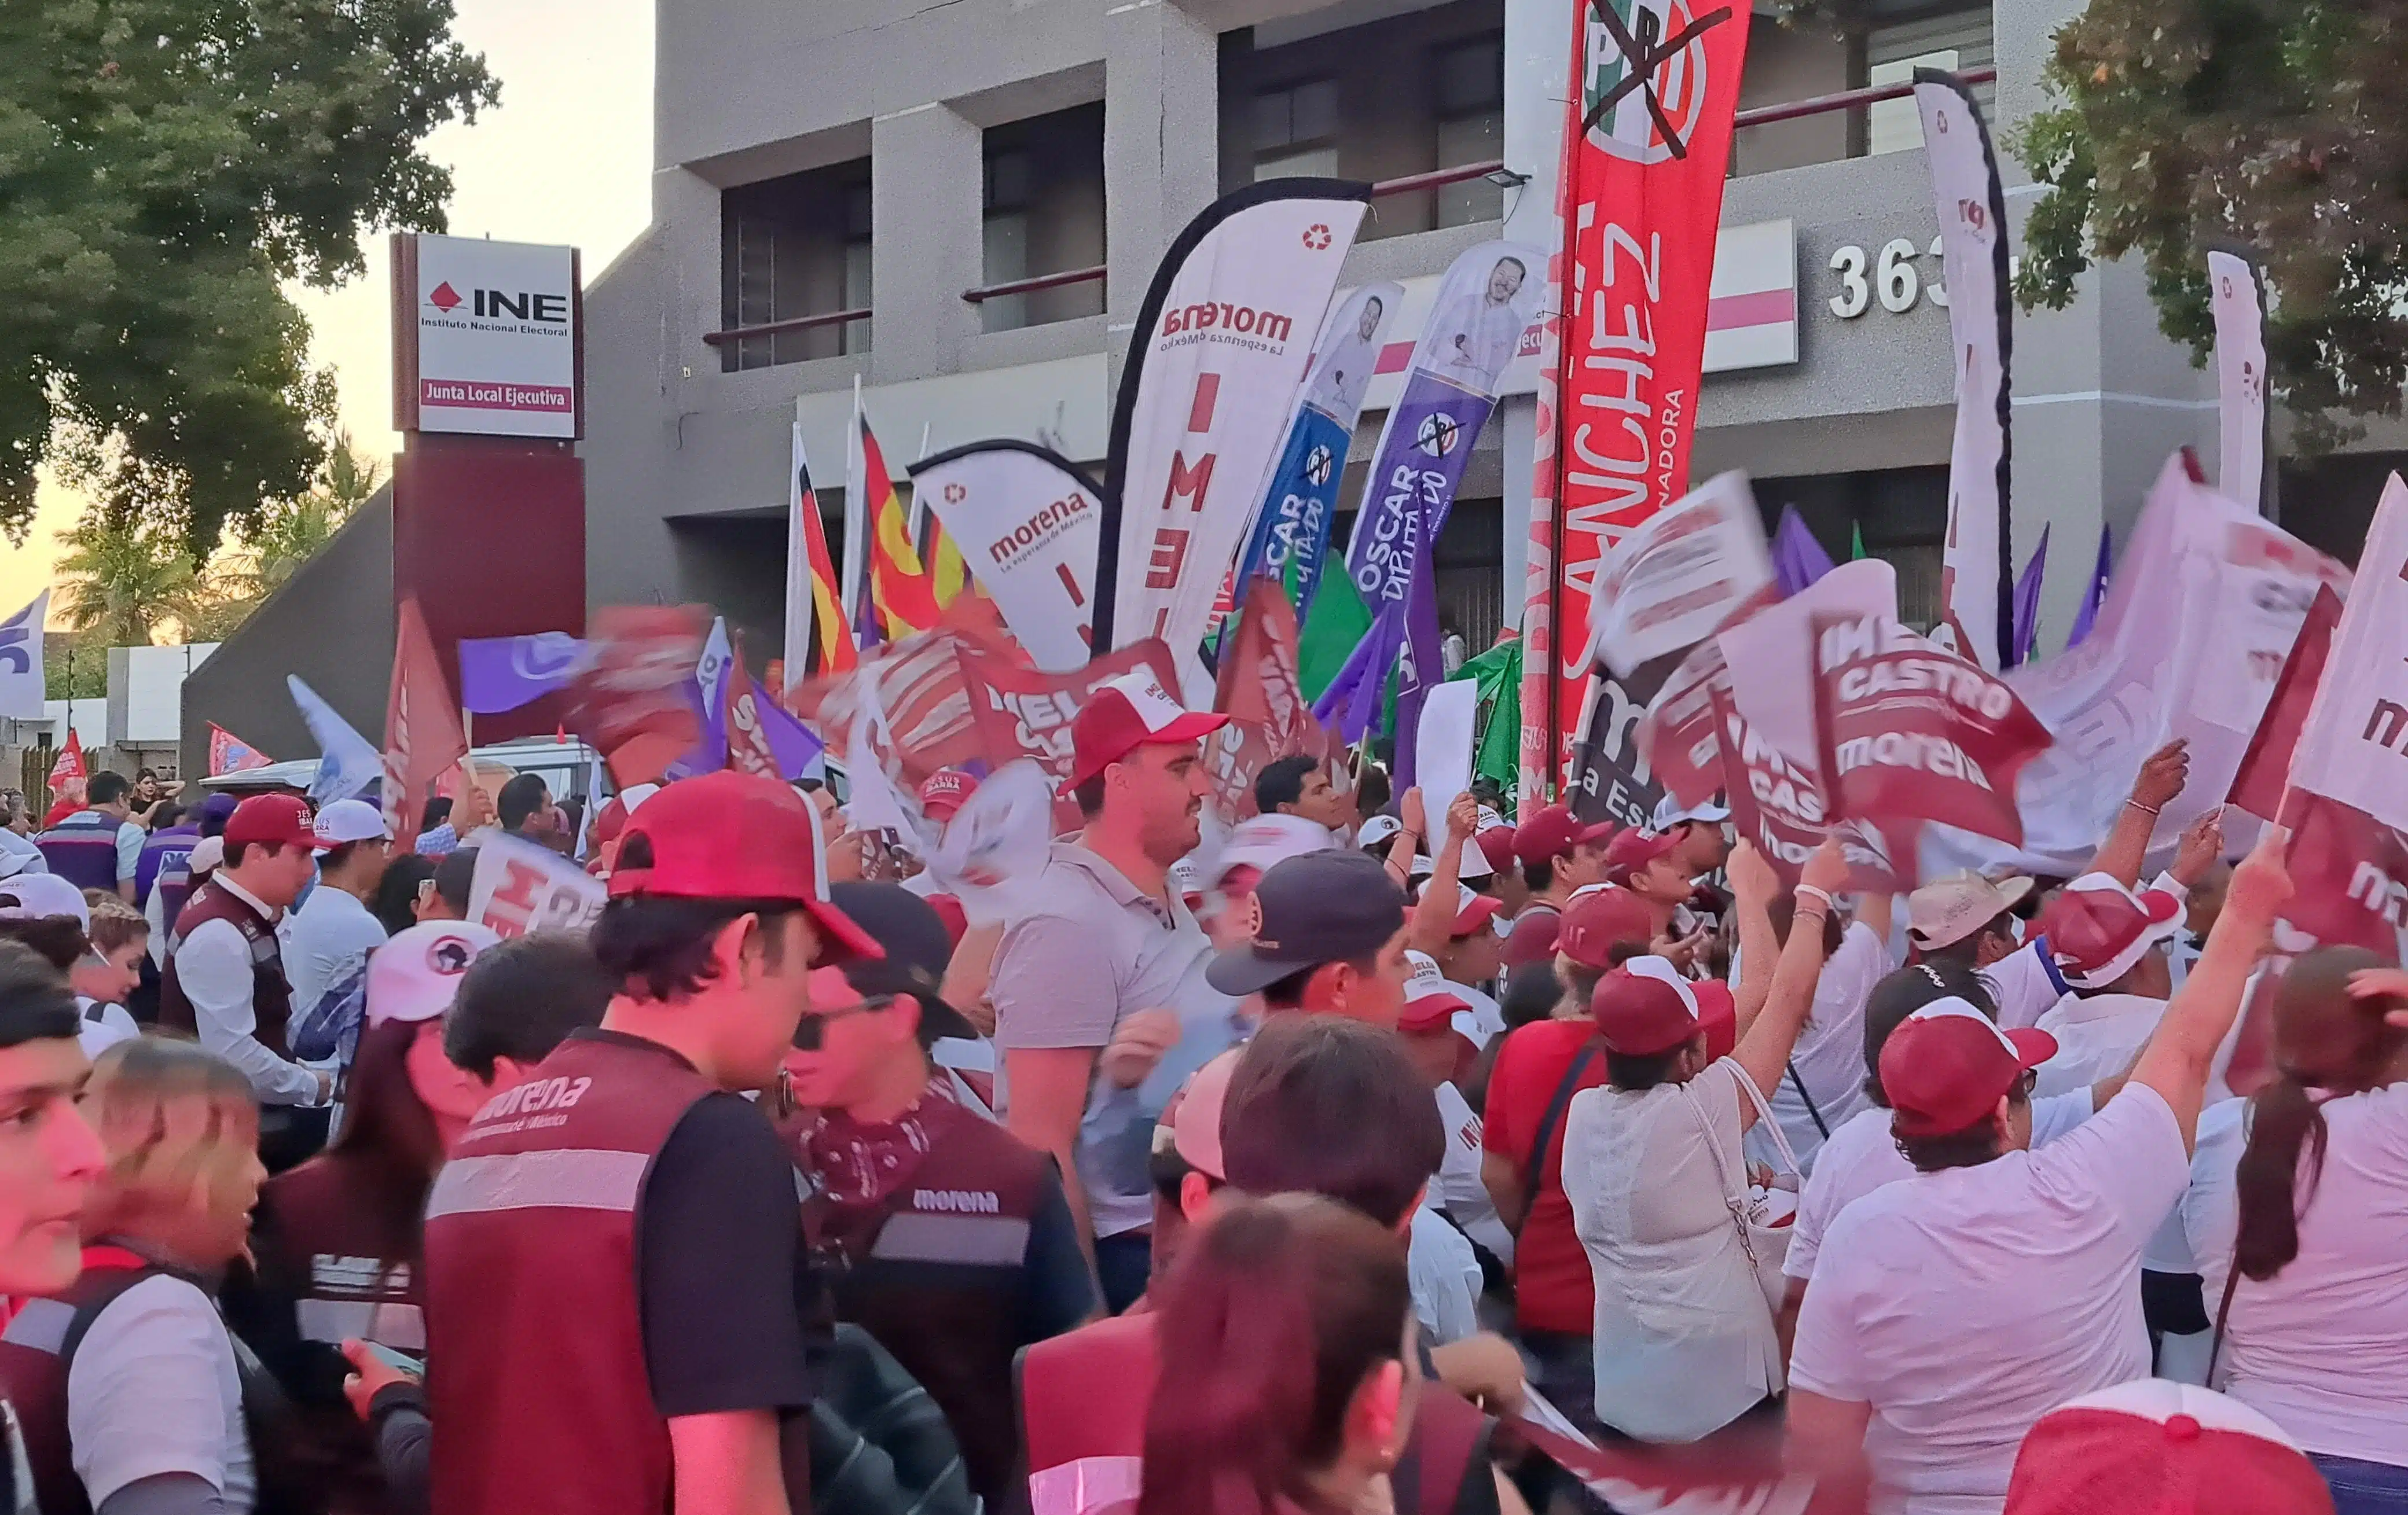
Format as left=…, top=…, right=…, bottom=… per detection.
left=185, top=0, right=2405, bottom=772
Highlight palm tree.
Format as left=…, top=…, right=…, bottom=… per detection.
left=52, top=506, right=203, bottom=648
left=215, top=432, right=384, bottom=607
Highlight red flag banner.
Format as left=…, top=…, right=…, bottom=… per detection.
left=1811, top=613, right=2052, bottom=847
left=1518, top=0, right=1753, bottom=803
left=790, top=618, right=1001, bottom=789
left=47, top=730, right=85, bottom=791
left=383, top=597, right=471, bottom=850
left=207, top=725, right=274, bottom=777
left=959, top=640, right=1184, bottom=805
left=2227, top=583, right=2343, bottom=824
left=721, top=657, right=781, bottom=780
left=1205, top=579, right=1320, bottom=825
left=567, top=605, right=708, bottom=788
left=1710, top=686, right=1904, bottom=893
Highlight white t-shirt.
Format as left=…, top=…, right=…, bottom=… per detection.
left=68, top=1273, right=256, bottom=1512
left=1438, top=978, right=1506, bottom=1046
left=1433, top=1080, right=1511, bottom=1263
left=1407, top=1203, right=1484, bottom=1346
left=1981, top=938, right=2071, bottom=1031
left=1564, top=1058, right=1781, bottom=1442
left=1789, top=1085, right=2190, bottom=1515
left=74, top=998, right=139, bottom=1061
left=280, top=885, right=389, bottom=1031
left=1752, top=922, right=1890, bottom=1175
left=1783, top=1091, right=2096, bottom=1284
left=2183, top=1082, right=2408, bottom=1466
left=2032, top=992, right=2166, bottom=1098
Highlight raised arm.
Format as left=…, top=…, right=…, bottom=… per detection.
left=2131, top=828, right=2288, bottom=1152
left=1409, top=793, right=1481, bottom=957
left=1731, top=840, right=1847, bottom=1123
left=1726, top=840, right=1782, bottom=1038
left=2088, top=738, right=2189, bottom=887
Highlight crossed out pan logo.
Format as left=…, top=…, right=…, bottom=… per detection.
left=1580, top=0, right=1732, bottom=165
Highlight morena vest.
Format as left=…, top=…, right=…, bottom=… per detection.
left=253, top=1154, right=428, bottom=1515
left=803, top=1115, right=1051, bottom=1507
left=32, top=813, right=120, bottom=895
left=136, top=825, right=200, bottom=914
left=1019, top=1312, right=1494, bottom=1515
left=158, top=880, right=293, bottom=1055
left=421, top=1033, right=718, bottom=1515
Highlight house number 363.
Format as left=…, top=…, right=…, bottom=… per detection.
left=1828, top=238, right=1948, bottom=317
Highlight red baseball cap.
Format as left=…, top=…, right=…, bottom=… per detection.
left=1590, top=956, right=1706, bottom=1056
left=1558, top=887, right=1657, bottom=969
left=1605, top=827, right=1682, bottom=882
left=1513, top=804, right=1615, bottom=865
left=1397, top=985, right=1477, bottom=1037
left=1694, top=977, right=1737, bottom=1062
left=2035, top=872, right=2183, bottom=990
left=1449, top=886, right=1503, bottom=940
left=607, top=771, right=880, bottom=962
left=1478, top=824, right=1518, bottom=870
left=1062, top=670, right=1228, bottom=793
left=224, top=794, right=318, bottom=850
left=1879, top=999, right=2058, bottom=1138
left=2005, top=1379, right=2334, bottom=1515
left=919, top=769, right=981, bottom=822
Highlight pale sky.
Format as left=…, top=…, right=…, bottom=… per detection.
left=0, top=0, right=655, bottom=622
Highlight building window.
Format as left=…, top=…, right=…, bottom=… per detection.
left=1862, top=5, right=1995, bottom=156
left=979, top=102, right=1106, bottom=334
left=719, top=159, right=873, bottom=371
left=1253, top=78, right=1341, bottom=179
left=1433, top=35, right=1504, bottom=226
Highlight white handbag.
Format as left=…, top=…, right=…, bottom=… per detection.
left=1683, top=1061, right=1801, bottom=1320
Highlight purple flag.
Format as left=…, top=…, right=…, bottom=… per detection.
left=1770, top=506, right=1836, bottom=597
left=1312, top=611, right=1389, bottom=746
left=2011, top=523, right=2050, bottom=663
left=754, top=692, right=827, bottom=781
left=2067, top=523, right=2111, bottom=648
left=1391, top=564, right=1445, bottom=791
left=456, top=633, right=586, bottom=715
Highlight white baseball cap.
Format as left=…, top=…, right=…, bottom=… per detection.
left=1358, top=814, right=1404, bottom=850
left=366, top=921, right=501, bottom=1027
left=314, top=798, right=393, bottom=850
left=0, top=874, right=90, bottom=931
left=1650, top=795, right=1732, bottom=829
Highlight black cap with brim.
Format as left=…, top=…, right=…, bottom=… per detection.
left=1203, top=850, right=1406, bottom=999
left=824, top=883, right=979, bottom=1042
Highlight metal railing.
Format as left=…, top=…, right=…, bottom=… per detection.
left=715, top=72, right=1997, bottom=340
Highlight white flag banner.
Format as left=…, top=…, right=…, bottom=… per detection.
left=1584, top=472, right=1774, bottom=679
left=468, top=831, right=606, bottom=939
left=1917, top=72, right=2015, bottom=671
left=1718, top=558, right=1899, bottom=770
left=2208, top=250, right=2269, bottom=514
left=1414, top=679, right=1480, bottom=834
left=288, top=675, right=383, bottom=803
left=1096, top=179, right=1371, bottom=701
left=0, top=592, right=46, bottom=720
left=2290, top=473, right=2408, bottom=833
left=911, top=441, right=1105, bottom=673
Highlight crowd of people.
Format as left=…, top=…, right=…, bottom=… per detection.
left=0, top=675, right=2394, bottom=1515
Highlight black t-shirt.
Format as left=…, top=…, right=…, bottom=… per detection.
left=637, top=1090, right=818, bottom=1417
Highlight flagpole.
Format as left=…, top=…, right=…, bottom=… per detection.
left=842, top=375, right=868, bottom=631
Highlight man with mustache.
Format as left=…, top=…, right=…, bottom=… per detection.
left=986, top=670, right=1239, bottom=1312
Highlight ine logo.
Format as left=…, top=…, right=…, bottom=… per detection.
left=427, top=280, right=570, bottom=324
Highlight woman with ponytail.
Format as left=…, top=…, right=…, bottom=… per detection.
left=1139, top=1194, right=1421, bottom=1515
left=2184, top=947, right=2408, bottom=1512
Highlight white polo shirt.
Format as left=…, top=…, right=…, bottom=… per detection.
left=1752, top=921, right=1891, bottom=1175
left=2032, top=991, right=2166, bottom=1098
left=1789, top=1085, right=2191, bottom=1514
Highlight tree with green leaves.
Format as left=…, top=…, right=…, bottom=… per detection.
left=51, top=506, right=204, bottom=650
left=0, top=0, right=497, bottom=554
left=2015, top=0, right=2408, bottom=448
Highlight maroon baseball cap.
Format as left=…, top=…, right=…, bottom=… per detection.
left=224, top=794, right=318, bottom=850
left=1605, top=827, right=1682, bottom=882
left=1557, top=887, right=1657, bottom=969
left=1513, top=804, right=1616, bottom=865
left=1880, top=999, right=2058, bottom=1138
left=1590, top=956, right=1706, bottom=1056
left=1694, top=978, right=1738, bottom=1062
left=2005, top=1380, right=2334, bottom=1515
left=919, top=768, right=980, bottom=822
left=1062, top=670, right=1228, bottom=793
left=607, top=771, right=880, bottom=962
left=2035, top=872, right=2183, bottom=990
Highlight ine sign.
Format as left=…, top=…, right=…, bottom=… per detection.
left=392, top=233, right=583, bottom=439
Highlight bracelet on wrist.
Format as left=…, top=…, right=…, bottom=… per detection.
left=1794, top=884, right=1836, bottom=909
left=2126, top=799, right=2161, bottom=817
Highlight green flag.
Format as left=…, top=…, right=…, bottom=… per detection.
left=1453, top=634, right=1523, bottom=800
left=1849, top=521, right=1867, bottom=561
left=1298, top=572, right=1374, bottom=704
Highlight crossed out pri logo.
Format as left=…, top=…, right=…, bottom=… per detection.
left=1304, top=444, right=1334, bottom=488
left=1416, top=412, right=1463, bottom=459
left=1581, top=0, right=1733, bottom=164
left=1302, top=224, right=1333, bottom=251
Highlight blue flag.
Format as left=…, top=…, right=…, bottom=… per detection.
left=288, top=675, right=381, bottom=803
left=457, top=633, right=586, bottom=715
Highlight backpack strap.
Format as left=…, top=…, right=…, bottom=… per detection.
left=2205, top=1257, right=2244, bottom=1387
left=1786, top=1061, right=1830, bottom=1141
left=1518, top=1039, right=1602, bottom=1230
left=1402, top=1387, right=1495, bottom=1515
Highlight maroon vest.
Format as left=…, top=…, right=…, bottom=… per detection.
left=255, top=1155, right=426, bottom=1515
left=800, top=1115, right=1051, bottom=1507
left=1019, top=1314, right=1491, bottom=1515
left=421, top=1033, right=717, bottom=1515
left=0, top=1249, right=157, bottom=1515
left=158, top=879, right=294, bottom=1055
